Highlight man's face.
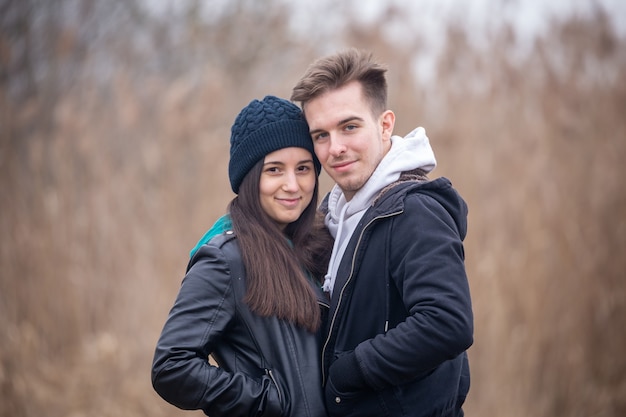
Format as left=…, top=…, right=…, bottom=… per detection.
left=304, top=81, right=394, bottom=201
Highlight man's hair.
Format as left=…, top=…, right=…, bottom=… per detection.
left=291, top=48, right=388, bottom=117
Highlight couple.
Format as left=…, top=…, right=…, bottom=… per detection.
left=151, top=49, right=473, bottom=417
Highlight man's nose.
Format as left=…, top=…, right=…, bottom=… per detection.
left=328, top=134, right=346, bottom=156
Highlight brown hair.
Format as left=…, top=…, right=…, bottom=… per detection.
left=291, top=48, right=388, bottom=117
left=228, top=160, right=333, bottom=333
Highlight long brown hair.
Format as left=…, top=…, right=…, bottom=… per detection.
left=229, top=159, right=333, bottom=333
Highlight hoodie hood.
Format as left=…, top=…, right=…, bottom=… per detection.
left=389, top=177, right=468, bottom=241
left=322, top=127, right=437, bottom=294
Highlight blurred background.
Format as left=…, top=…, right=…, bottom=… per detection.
left=1, top=0, right=625, bottom=416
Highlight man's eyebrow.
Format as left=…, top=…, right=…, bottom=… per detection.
left=309, top=116, right=364, bottom=135
left=339, top=116, right=364, bottom=125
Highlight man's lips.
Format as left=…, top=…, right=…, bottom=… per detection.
left=330, top=160, right=355, bottom=172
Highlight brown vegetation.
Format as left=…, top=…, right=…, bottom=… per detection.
left=1, top=1, right=625, bottom=416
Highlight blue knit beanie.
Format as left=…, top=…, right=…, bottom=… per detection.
left=228, top=96, right=320, bottom=194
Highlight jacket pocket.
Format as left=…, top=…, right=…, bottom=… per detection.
left=324, top=376, right=391, bottom=417
left=265, top=369, right=283, bottom=406
left=264, top=368, right=287, bottom=416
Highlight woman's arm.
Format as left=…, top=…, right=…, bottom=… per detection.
left=151, top=244, right=282, bottom=416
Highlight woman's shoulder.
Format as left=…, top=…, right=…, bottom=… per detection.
left=186, top=230, right=240, bottom=273
left=189, top=214, right=234, bottom=258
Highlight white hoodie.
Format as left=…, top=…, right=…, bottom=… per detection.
left=322, top=127, right=437, bottom=295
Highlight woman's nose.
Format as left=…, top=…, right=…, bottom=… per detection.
left=282, top=172, right=299, bottom=192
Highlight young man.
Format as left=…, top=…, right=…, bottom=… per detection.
left=291, top=49, right=474, bottom=417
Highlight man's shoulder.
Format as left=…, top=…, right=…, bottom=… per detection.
left=385, top=177, right=468, bottom=239
left=374, top=176, right=449, bottom=206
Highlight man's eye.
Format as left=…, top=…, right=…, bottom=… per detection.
left=345, top=124, right=357, bottom=131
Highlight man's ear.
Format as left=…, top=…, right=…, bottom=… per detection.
left=380, top=110, right=395, bottom=142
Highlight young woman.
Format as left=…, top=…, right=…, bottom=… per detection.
left=152, top=96, right=333, bottom=417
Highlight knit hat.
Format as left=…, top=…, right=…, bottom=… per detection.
left=228, top=95, right=320, bottom=194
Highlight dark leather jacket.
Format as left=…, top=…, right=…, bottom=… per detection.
left=320, top=177, right=474, bottom=417
left=152, top=232, right=330, bottom=417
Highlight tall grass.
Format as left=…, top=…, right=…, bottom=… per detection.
left=1, top=2, right=624, bottom=416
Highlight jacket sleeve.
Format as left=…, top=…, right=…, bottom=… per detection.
left=151, top=244, right=282, bottom=416
left=355, top=193, right=474, bottom=390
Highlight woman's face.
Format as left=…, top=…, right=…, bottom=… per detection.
left=259, top=147, right=316, bottom=230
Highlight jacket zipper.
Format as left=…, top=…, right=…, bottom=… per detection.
left=320, top=210, right=402, bottom=385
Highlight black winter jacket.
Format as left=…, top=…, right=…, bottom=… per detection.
left=320, top=177, right=473, bottom=417
left=151, top=232, right=330, bottom=417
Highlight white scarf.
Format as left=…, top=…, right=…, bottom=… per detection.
left=322, top=127, right=437, bottom=295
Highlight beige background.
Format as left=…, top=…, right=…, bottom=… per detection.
left=1, top=1, right=625, bottom=416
